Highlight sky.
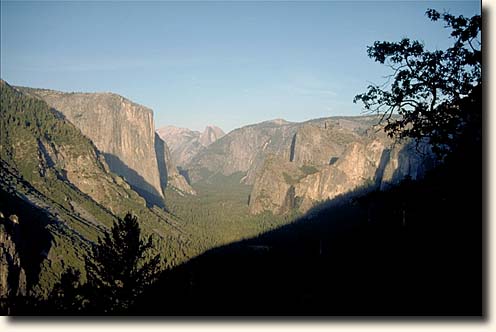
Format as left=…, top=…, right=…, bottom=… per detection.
left=1, top=1, right=481, bottom=132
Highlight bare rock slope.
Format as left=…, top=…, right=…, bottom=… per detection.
left=154, top=134, right=196, bottom=195
left=156, top=125, right=225, bottom=168
left=169, top=115, right=433, bottom=215
left=19, top=87, right=165, bottom=207
left=0, top=217, right=27, bottom=301
left=186, top=117, right=380, bottom=185
left=1, top=81, right=189, bottom=294
left=249, top=126, right=434, bottom=214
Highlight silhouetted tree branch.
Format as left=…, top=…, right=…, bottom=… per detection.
left=354, top=9, right=481, bottom=158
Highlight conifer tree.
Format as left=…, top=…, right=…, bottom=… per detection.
left=84, top=213, right=162, bottom=313
left=49, top=267, right=84, bottom=313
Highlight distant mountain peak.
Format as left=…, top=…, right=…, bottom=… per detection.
left=156, top=124, right=224, bottom=167
left=271, top=118, right=289, bottom=124
left=259, top=118, right=290, bottom=126
left=156, top=125, right=200, bottom=137
left=204, top=124, right=224, bottom=132
left=200, top=125, right=225, bottom=146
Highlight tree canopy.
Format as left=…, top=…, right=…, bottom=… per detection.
left=84, top=213, right=162, bottom=313
left=354, top=9, right=481, bottom=158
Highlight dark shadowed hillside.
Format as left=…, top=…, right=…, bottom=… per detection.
left=138, top=147, right=482, bottom=315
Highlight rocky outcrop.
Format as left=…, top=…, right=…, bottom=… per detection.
left=293, top=140, right=388, bottom=212
left=289, top=122, right=360, bottom=166
left=154, top=134, right=196, bottom=195
left=248, top=136, right=393, bottom=214
left=19, top=88, right=164, bottom=207
left=156, top=125, right=225, bottom=168
left=177, top=114, right=431, bottom=216
left=199, top=125, right=225, bottom=147
left=0, top=214, right=27, bottom=301
left=380, top=141, right=435, bottom=189
left=186, top=116, right=380, bottom=185
left=248, top=120, right=434, bottom=214
left=1, top=81, right=190, bottom=295
left=156, top=126, right=204, bottom=167
left=188, top=120, right=297, bottom=184
left=248, top=155, right=307, bottom=215
left=36, top=136, right=151, bottom=211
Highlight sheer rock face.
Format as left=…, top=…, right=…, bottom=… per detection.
left=293, top=140, right=388, bottom=212
left=20, top=89, right=164, bottom=205
left=36, top=136, right=150, bottom=212
left=2, top=81, right=189, bottom=294
left=156, top=126, right=203, bottom=167
left=248, top=155, right=305, bottom=215
left=249, top=150, right=369, bottom=215
left=154, top=134, right=196, bottom=196
left=248, top=120, right=434, bottom=215
left=156, top=125, right=225, bottom=168
left=289, top=123, right=355, bottom=166
left=189, top=121, right=296, bottom=184
left=380, top=141, right=435, bottom=189
left=199, top=125, right=225, bottom=147
left=0, top=217, right=27, bottom=300
left=187, top=117, right=380, bottom=185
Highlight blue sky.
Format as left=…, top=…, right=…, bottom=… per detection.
left=1, top=1, right=481, bottom=132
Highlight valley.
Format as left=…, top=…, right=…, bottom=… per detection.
left=164, top=171, right=300, bottom=253
left=0, top=79, right=428, bottom=300
left=0, top=75, right=481, bottom=315
left=0, top=1, right=483, bottom=318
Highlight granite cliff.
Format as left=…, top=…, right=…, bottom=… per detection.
left=249, top=128, right=434, bottom=214
left=156, top=125, right=225, bottom=168
left=0, top=215, right=27, bottom=303
left=19, top=87, right=165, bottom=207
left=165, top=114, right=432, bottom=215
left=187, top=120, right=297, bottom=184
left=0, top=81, right=190, bottom=295
left=154, top=134, right=196, bottom=195
left=185, top=117, right=381, bottom=185
left=199, top=125, right=225, bottom=147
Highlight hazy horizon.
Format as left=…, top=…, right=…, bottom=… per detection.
left=1, top=1, right=481, bottom=132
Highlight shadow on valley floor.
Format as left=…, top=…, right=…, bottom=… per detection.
left=134, top=150, right=483, bottom=317
left=102, top=153, right=165, bottom=209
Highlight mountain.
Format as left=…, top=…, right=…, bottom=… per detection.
left=18, top=87, right=166, bottom=207
left=156, top=125, right=225, bottom=167
left=186, top=120, right=297, bottom=184
left=176, top=116, right=433, bottom=214
left=249, top=137, right=432, bottom=214
left=199, top=125, right=225, bottom=147
left=154, top=134, right=196, bottom=196
left=248, top=121, right=434, bottom=214
left=0, top=81, right=191, bottom=295
left=185, top=117, right=379, bottom=184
